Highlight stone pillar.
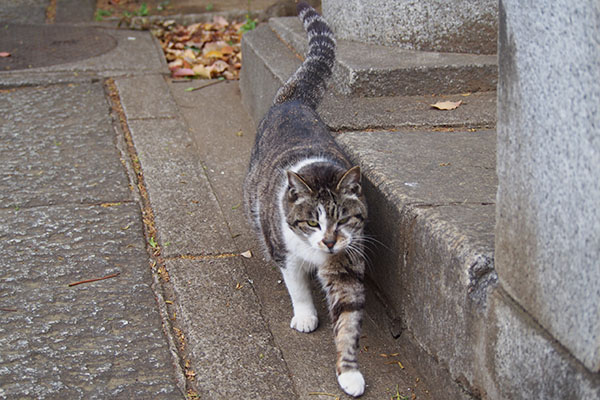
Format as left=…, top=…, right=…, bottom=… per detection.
left=322, top=0, right=497, bottom=54
left=496, top=0, right=600, bottom=372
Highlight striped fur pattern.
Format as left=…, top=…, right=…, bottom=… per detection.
left=273, top=1, right=336, bottom=109
left=243, top=2, right=367, bottom=397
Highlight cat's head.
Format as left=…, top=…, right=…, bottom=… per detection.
left=283, top=164, right=367, bottom=256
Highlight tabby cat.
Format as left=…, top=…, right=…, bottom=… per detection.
left=243, top=2, right=367, bottom=397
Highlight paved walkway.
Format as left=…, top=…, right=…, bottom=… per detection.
left=0, top=1, right=430, bottom=399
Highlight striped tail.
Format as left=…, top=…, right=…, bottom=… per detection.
left=273, top=1, right=336, bottom=109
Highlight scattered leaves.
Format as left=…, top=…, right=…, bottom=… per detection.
left=385, top=360, right=405, bottom=369
left=430, top=100, right=462, bottom=110
left=152, top=16, right=249, bottom=80
left=235, top=282, right=244, bottom=290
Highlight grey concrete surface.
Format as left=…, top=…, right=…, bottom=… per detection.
left=496, top=0, right=600, bottom=372
left=486, top=291, right=600, bottom=400
left=0, top=24, right=117, bottom=70
left=0, top=81, right=181, bottom=398
left=0, top=0, right=48, bottom=24
left=241, top=23, right=497, bottom=129
left=167, top=257, right=297, bottom=399
left=0, top=204, right=180, bottom=399
left=0, top=84, right=131, bottom=208
left=322, top=0, right=498, bottom=54
left=337, top=130, right=497, bottom=397
left=270, top=17, right=498, bottom=97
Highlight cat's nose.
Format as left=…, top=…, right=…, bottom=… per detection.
left=322, top=238, right=336, bottom=249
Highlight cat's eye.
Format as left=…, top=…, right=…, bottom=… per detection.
left=307, top=220, right=320, bottom=228
left=338, top=217, right=350, bottom=225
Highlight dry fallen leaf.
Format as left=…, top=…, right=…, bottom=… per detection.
left=153, top=15, right=245, bottom=80
left=430, top=100, right=462, bottom=110
left=240, top=250, right=252, bottom=258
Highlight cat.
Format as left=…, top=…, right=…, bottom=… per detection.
left=243, top=2, right=368, bottom=397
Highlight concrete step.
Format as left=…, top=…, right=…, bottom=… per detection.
left=240, top=22, right=498, bottom=399
left=270, top=17, right=498, bottom=97
left=241, top=24, right=497, bottom=132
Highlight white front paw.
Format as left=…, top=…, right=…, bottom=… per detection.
left=337, top=370, right=365, bottom=397
left=290, top=313, right=318, bottom=333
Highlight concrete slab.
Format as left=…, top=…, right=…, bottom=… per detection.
left=41, top=29, right=167, bottom=75
left=168, top=79, right=257, bottom=241
left=334, top=130, right=497, bottom=397
left=240, top=23, right=300, bottom=124
left=126, top=117, right=234, bottom=257
left=336, top=130, right=497, bottom=205
left=270, top=17, right=498, bottom=97
left=0, top=83, right=132, bottom=209
left=0, top=0, right=48, bottom=24
left=0, top=28, right=166, bottom=80
left=115, top=74, right=179, bottom=119
left=166, top=257, right=297, bottom=399
left=0, top=203, right=180, bottom=399
left=320, top=91, right=497, bottom=131
left=496, top=0, right=600, bottom=372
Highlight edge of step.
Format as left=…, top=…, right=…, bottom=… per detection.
left=269, top=17, right=498, bottom=97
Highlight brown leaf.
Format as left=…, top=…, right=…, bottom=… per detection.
left=192, top=64, right=212, bottom=79
left=430, top=100, right=462, bottom=110
left=172, top=67, right=195, bottom=77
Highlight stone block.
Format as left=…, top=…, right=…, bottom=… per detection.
left=240, top=24, right=300, bottom=124
left=270, top=17, right=498, bottom=97
left=322, top=0, right=498, bottom=54
left=336, top=130, right=497, bottom=397
left=241, top=22, right=497, bottom=132
left=485, top=291, right=600, bottom=399
left=496, top=0, right=600, bottom=371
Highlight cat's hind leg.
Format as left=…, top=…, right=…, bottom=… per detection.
left=281, top=257, right=319, bottom=333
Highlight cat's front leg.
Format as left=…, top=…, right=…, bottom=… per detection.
left=318, top=262, right=366, bottom=397
left=281, top=257, right=318, bottom=333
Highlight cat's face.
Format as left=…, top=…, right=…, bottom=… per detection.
left=284, top=166, right=367, bottom=256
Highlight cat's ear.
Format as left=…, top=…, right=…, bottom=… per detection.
left=336, top=166, right=362, bottom=196
left=287, top=170, right=313, bottom=202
